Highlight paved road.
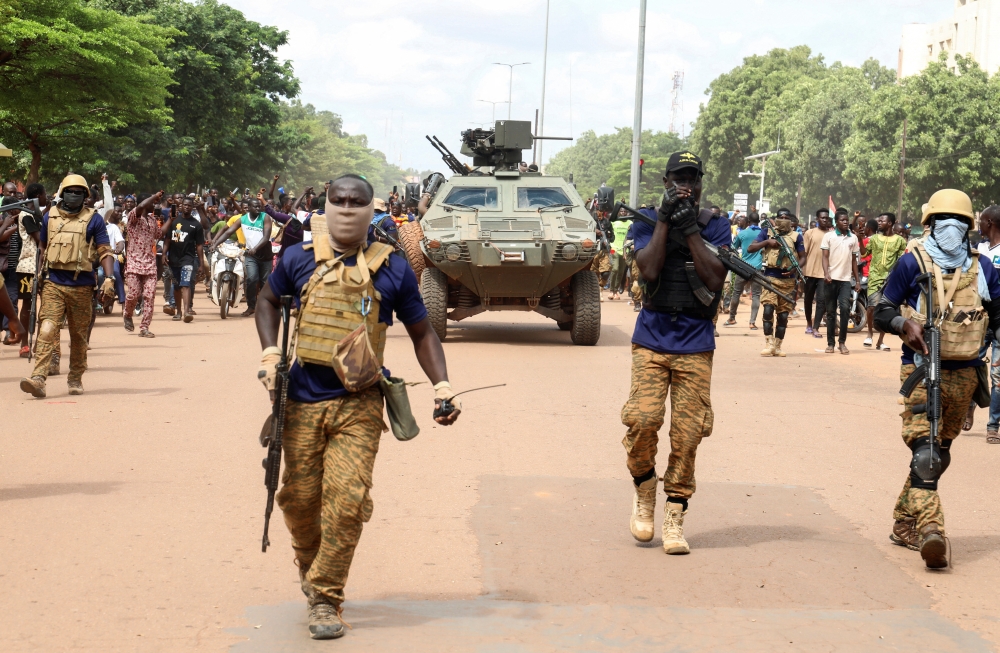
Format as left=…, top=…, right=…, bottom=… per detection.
left=2, top=291, right=999, bottom=652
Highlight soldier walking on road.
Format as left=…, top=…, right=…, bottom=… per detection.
left=255, top=175, right=461, bottom=640
left=623, top=152, right=730, bottom=555
left=749, top=210, right=805, bottom=357
left=20, top=175, right=116, bottom=398
left=874, top=189, right=1000, bottom=569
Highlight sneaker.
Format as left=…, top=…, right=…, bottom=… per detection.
left=629, top=477, right=657, bottom=543
left=19, top=376, right=46, bottom=398
left=919, top=524, right=948, bottom=569
left=890, top=517, right=920, bottom=551
left=68, top=380, right=84, bottom=396
left=662, top=501, right=690, bottom=555
left=49, top=352, right=61, bottom=376
left=308, top=601, right=346, bottom=640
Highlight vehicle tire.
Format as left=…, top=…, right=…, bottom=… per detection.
left=847, top=295, right=867, bottom=333
left=219, top=279, right=231, bottom=320
left=557, top=320, right=572, bottom=331
left=398, top=221, right=426, bottom=281
left=421, top=267, right=448, bottom=341
left=570, top=270, right=601, bottom=345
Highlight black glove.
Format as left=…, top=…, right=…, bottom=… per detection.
left=657, top=185, right=682, bottom=223
left=670, top=201, right=700, bottom=237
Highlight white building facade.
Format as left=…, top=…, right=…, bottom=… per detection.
left=898, top=0, right=1000, bottom=77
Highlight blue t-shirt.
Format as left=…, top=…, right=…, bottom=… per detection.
left=732, top=225, right=763, bottom=269
left=40, top=210, right=111, bottom=287
left=882, top=251, right=1000, bottom=369
left=368, top=213, right=398, bottom=244
left=631, top=208, right=733, bottom=354
left=268, top=241, right=428, bottom=403
left=755, top=226, right=805, bottom=277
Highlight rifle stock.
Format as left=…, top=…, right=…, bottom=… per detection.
left=262, top=295, right=294, bottom=553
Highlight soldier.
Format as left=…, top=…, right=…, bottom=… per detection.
left=748, top=209, right=805, bottom=357
left=874, top=189, right=1000, bottom=569
left=20, top=175, right=115, bottom=398
left=255, top=174, right=461, bottom=639
left=623, top=152, right=730, bottom=554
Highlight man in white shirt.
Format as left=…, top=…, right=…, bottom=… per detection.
left=103, top=206, right=126, bottom=308
left=821, top=209, right=861, bottom=354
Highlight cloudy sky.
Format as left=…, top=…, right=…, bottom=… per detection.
left=227, top=0, right=947, bottom=171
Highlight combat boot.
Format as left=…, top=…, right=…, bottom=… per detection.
left=19, top=376, right=46, bottom=398
left=772, top=338, right=786, bottom=357
left=629, top=476, right=657, bottom=542
left=662, top=501, right=690, bottom=555
left=890, top=517, right=920, bottom=551
left=919, top=523, right=948, bottom=569
left=49, top=351, right=61, bottom=376
left=308, top=599, right=346, bottom=640
left=760, top=336, right=775, bottom=356
left=68, top=380, right=84, bottom=396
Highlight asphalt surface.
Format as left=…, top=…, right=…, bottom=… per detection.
left=2, top=289, right=999, bottom=652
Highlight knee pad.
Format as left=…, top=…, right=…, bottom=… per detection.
left=775, top=312, right=789, bottom=339
left=909, top=436, right=950, bottom=490
left=37, top=319, right=59, bottom=343
left=762, top=304, right=775, bottom=321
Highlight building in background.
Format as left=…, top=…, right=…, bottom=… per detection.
left=898, top=0, right=1000, bottom=77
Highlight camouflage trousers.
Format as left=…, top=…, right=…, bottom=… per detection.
left=893, top=364, right=978, bottom=533
left=31, top=282, right=93, bottom=383
left=621, top=345, right=715, bottom=499
left=276, top=388, right=385, bottom=607
left=630, top=261, right=642, bottom=304
left=760, top=276, right=796, bottom=314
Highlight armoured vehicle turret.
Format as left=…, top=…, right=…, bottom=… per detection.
left=397, top=120, right=603, bottom=345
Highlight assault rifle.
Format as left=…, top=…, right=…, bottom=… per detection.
left=899, top=270, right=942, bottom=483
left=426, top=136, right=468, bottom=176
left=261, top=295, right=293, bottom=553
left=761, top=217, right=806, bottom=283
left=371, top=219, right=403, bottom=253
left=609, top=201, right=796, bottom=305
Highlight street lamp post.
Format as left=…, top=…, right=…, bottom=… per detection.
left=629, top=0, right=648, bottom=207
left=493, top=62, right=530, bottom=120
left=738, top=149, right=780, bottom=214
left=477, top=99, right=509, bottom=124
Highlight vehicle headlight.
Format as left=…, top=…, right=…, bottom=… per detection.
left=561, top=243, right=579, bottom=261
left=445, top=244, right=462, bottom=262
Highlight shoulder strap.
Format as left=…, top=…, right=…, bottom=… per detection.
left=364, top=242, right=394, bottom=273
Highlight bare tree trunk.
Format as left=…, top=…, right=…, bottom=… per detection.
left=27, top=138, right=41, bottom=184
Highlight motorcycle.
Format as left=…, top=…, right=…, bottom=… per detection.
left=847, top=275, right=868, bottom=333
left=210, top=241, right=245, bottom=319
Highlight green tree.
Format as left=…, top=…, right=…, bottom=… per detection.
left=844, top=54, right=1000, bottom=219
left=97, top=0, right=300, bottom=191
left=546, top=128, right=685, bottom=203
left=688, top=46, right=827, bottom=208
left=0, top=0, right=173, bottom=183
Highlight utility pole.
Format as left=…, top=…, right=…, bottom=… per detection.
left=493, top=62, right=530, bottom=120
left=537, top=0, right=551, bottom=167
left=897, top=117, right=908, bottom=221
left=739, top=149, right=780, bottom=214
left=629, top=0, right=648, bottom=207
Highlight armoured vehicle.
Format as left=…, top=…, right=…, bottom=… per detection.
left=399, top=120, right=603, bottom=345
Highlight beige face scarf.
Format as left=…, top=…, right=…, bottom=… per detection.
left=311, top=198, right=374, bottom=261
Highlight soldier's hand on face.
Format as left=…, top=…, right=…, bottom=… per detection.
left=901, top=318, right=928, bottom=355
left=657, top=185, right=682, bottom=222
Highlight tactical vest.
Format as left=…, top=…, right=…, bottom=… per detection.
left=901, top=241, right=987, bottom=361
left=296, top=241, right=395, bottom=373
left=46, top=206, right=97, bottom=279
left=764, top=230, right=798, bottom=270
left=641, top=209, right=721, bottom=320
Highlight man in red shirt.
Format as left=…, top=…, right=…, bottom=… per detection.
left=123, top=192, right=164, bottom=337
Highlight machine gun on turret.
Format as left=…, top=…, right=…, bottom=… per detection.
left=427, top=121, right=573, bottom=175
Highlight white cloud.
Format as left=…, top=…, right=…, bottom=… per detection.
left=223, top=0, right=952, bottom=173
